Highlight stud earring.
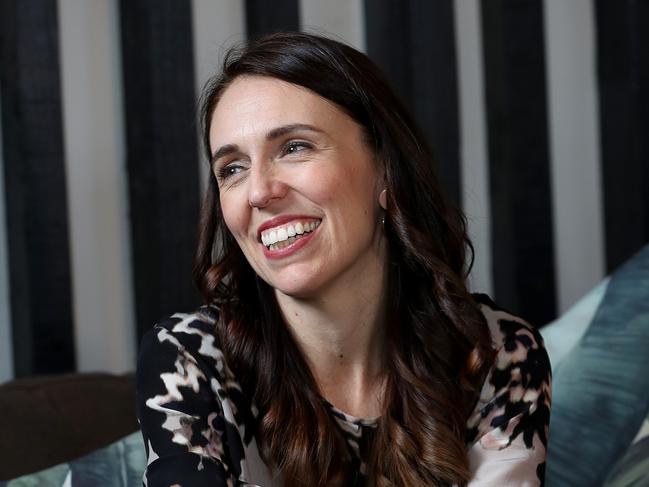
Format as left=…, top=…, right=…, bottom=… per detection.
left=379, top=189, right=387, bottom=231
left=379, top=189, right=387, bottom=210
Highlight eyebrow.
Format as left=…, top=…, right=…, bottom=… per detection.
left=211, top=144, right=239, bottom=165
left=266, top=123, right=324, bottom=140
left=211, top=123, right=325, bottom=166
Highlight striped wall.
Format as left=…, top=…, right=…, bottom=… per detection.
left=1, top=0, right=647, bottom=382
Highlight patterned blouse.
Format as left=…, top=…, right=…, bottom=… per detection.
left=136, top=294, right=552, bottom=486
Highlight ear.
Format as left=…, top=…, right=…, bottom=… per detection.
left=379, top=188, right=387, bottom=210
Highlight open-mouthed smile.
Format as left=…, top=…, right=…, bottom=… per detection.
left=257, top=217, right=322, bottom=259
left=260, top=220, right=320, bottom=249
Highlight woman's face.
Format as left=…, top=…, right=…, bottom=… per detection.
left=209, top=75, right=385, bottom=298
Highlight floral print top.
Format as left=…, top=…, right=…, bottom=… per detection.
left=136, top=294, right=551, bottom=486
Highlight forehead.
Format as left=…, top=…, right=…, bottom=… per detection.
left=208, top=76, right=349, bottom=146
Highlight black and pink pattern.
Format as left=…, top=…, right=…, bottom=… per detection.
left=136, top=296, right=551, bottom=486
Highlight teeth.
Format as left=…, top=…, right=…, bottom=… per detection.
left=270, top=238, right=292, bottom=251
left=261, top=220, right=320, bottom=249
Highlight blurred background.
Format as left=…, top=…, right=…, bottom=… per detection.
left=0, top=0, right=647, bottom=382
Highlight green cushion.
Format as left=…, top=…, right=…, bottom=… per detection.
left=545, top=244, right=649, bottom=487
left=604, top=435, right=649, bottom=486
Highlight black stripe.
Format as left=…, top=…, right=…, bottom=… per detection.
left=119, top=0, right=202, bottom=343
left=245, top=0, right=300, bottom=38
left=481, top=0, right=557, bottom=326
left=364, top=0, right=461, bottom=205
left=0, top=0, right=76, bottom=376
left=595, top=0, right=649, bottom=273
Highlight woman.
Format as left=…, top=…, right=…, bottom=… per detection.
left=136, top=32, right=551, bottom=486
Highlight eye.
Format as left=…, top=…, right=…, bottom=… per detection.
left=216, top=163, right=244, bottom=182
left=282, top=140, right=312, bottom=156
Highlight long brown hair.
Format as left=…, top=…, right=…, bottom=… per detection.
left=194, top=32, right=495, bottom=486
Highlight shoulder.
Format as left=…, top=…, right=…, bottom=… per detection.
left=138, top=305, right=225, bottom=371
left=467, top=294, right=552, bottom=445
left=135, top=305, right=230, bottom=420
left=136, top=304, right=243, bottom=420
left=472, top=293, right=549, bottom=373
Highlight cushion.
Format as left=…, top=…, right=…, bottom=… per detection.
left=603, top=428, right=649, bottom=486
left=541, top=277, right=609, bottom=370
left=543, top=244, right=649, bottom=486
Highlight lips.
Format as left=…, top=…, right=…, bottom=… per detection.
left=257, top=215, right=321, bottom=243
left=261, top=220, right=320, bottom=248
left=257, top=216, right=322, bottom=259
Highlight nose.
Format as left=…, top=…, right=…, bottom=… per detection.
left=247, top=164, right=288, bottom=208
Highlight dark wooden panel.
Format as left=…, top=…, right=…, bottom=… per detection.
left=481, top=0, right=557, bottom=325
left=246, top=0, right=300, bottom=38
left=0, top=0, right=76, bottom=376
left=119, top=0, right=202, bottom=342
left=364, top=0, right=461, bottom=205
left=595, top=0, right=649, bottom=273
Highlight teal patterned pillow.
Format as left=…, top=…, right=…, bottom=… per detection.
left=544, top=244, right=649, bottom=487
left=0, top=431, right=145, bottom=487
left=604, top=424, right=649, bottom=486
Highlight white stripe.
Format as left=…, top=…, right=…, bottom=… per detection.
left=58, top=0, right=135, bottom=373
left=455, top=0, right=493, bottom=296
left=544, top=0, right=605, bottom=313
left=191, top=0, right=246, bottom=195
left=299, top=0, right=366, bottom=52
left=0, top=84, right=14, bottom=382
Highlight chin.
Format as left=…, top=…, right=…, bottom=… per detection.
left=267, top=276, right=323, bottom=300
left=254, top=262, right=326, bottom=299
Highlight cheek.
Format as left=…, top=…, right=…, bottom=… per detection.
left=219, top=193, right=248, bottom=239
left=321, top=164, right=378, bottom=212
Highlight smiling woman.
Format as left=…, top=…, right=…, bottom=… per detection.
left=135, top=32, right=551, bottom=487
left=210, top=76, right=385, bottom=299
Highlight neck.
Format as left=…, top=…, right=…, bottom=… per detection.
left=274, top=253, right=388, bottom=418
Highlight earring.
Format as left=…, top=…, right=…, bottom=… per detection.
left=379, top=189, right=387, bottom=210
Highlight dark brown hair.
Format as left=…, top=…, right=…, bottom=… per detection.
left=194, top=32, right=494, bottom=486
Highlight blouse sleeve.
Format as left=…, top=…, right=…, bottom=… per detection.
left=136, top=316, right=237, bottom=487
left=465, top=307, right=552, bottom=487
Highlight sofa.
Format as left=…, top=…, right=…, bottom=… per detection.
left=0, top=372, right=141, bottom=484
